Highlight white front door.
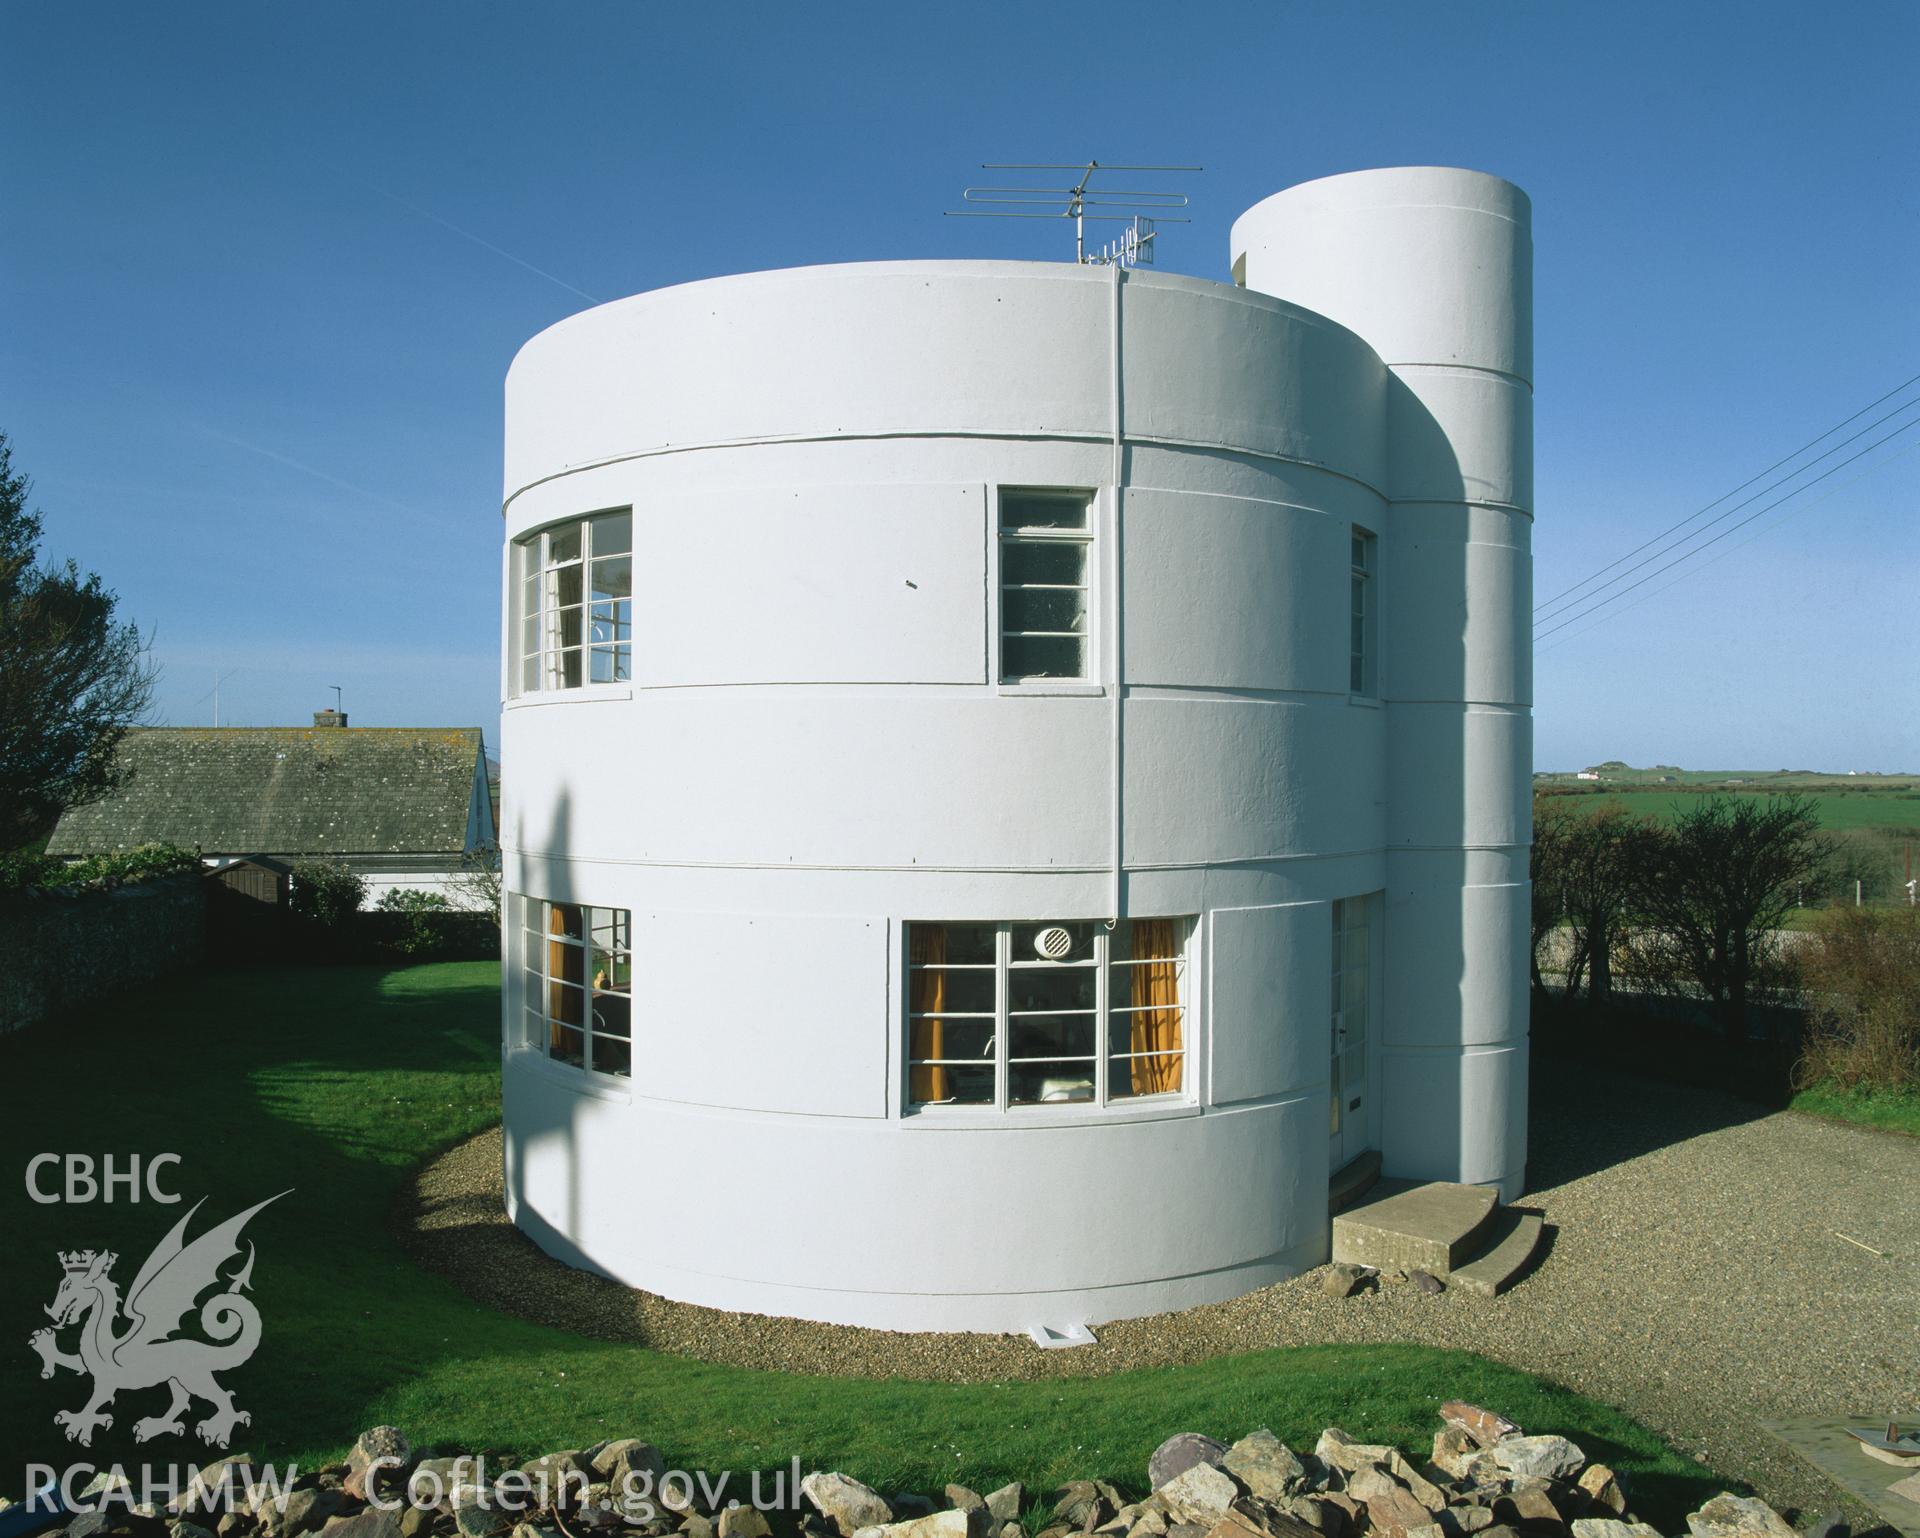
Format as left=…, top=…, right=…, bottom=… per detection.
left=1330, top=896, right=1372, bottom=1168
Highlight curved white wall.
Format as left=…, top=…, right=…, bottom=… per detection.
left=500, top=168, right=1531, bottom=1333
left=1232, top=167, right=1533, bottom=1193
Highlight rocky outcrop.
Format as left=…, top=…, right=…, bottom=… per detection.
left=43, top=1406, right=1794, bottom=1538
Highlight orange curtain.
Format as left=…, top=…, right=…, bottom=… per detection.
left=1129, top=919, right=1183, bottom=1095
left=908, top=926, right=948, bottom=1104
left=548, top=903, right=585, bottom=1053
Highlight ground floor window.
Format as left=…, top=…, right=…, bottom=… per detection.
left=517, top=895, right=632, bottom=1078
left=906, top=917, right=1191, bottom=1111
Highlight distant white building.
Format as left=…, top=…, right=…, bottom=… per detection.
left=1576, top=771, right=1602, bottom=781
left=497, top=166, right=1534, bottom=1333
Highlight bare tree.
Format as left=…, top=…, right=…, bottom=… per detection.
left=0, top=433, right=156, bottom=848
left=1631, top=794, right=1830, bottom=1045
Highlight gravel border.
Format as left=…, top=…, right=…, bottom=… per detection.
left=397, top=1061, right=1920, bottom=1522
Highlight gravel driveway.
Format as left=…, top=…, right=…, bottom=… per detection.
left=403, top=1060, right=1919, bottom=1521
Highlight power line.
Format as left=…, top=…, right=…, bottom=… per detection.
left=1533, top=369, right=1920, bottom=616
left=1534, top=390, right=1920, bottom=624
left=1537, top=431, right=1920, bottom=655
left=1533, top=414, right=1920, bottom=643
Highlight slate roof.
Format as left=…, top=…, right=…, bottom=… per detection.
left=47, top=727, right=489, bottom=858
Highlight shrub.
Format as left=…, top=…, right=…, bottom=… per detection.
left=0, top=841, right=197, bottom=895
left=374, top=887, right=455, bottom=955
left=1794, top=905, right=1920, bottom=1094
left=289, top=861, right=367, bottom=929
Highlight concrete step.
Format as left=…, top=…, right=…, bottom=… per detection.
left=1450, top=1208, right=1544, bottom=1297
left=1329, top=1150, right=1382, bottom=1215
left=1332, top=1178, right=1499, bottom=1275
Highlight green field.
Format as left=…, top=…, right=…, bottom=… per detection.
left=0, top=963, right=1719, bottom=1523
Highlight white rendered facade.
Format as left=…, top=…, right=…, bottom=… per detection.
left=497, top=166, right=1533, bottom=1334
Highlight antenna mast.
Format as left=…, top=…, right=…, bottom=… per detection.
left=945, top=161, right=1201, bottom=266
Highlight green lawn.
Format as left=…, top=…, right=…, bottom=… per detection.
left=1, top=963, right=1719, bottom=1522
left=1790, top=1080, right=1920, bottom=1137
left=1564, top=788, right=1920, bottom=832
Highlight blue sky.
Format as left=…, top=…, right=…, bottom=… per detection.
left=3, top=1, right=1915, bottom=770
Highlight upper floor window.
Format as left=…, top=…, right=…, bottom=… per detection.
left=999, top=490, right=1093, bottom=683
left=1349, top=527, right=1377, bottom=696
left=905, top=917, right=1190, bottom=1111
left=519, top=896, right=632, bottom=1078
left=514, top=510, right=632, bottom=695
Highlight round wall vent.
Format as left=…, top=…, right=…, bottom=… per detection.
left=1034, top=926, right=1075, bottom=960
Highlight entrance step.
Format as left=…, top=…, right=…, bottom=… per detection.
left=1329, top=1150, right=1382, bottom=1214
left=1332, top=1179, right=1499, bottom=1275
left=1449, top=1208, right=1544, bottom=1297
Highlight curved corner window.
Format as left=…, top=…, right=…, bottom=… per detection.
left=516, top=895, right=632, bottom=1078
left=905, top=917, right=1191, bottom=1112
left=512, top=510, right=632, bottom=695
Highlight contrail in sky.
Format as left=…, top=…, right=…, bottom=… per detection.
left=195, top=425, right=468, bottom=531
left=360, top=179, right=603, bottom=304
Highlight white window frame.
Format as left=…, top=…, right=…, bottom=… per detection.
left=510, top=509, right=633, bottom=698
left=514, top=893, right=634, bottom=1081
left=903, top=918, right=1194, bottom=1115
left=1349, top=526, right=1378, bottom=699
left=995, top=487, right=1097, bottom=687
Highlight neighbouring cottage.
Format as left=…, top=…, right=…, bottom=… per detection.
left=497, top=166, right=1534, bottom=1332
left=46, top=714, right=497, bottom=909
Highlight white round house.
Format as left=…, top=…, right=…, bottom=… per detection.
left=497, top=165, right=1533, bottom=1334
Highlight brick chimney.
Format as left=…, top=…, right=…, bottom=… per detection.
left=313, top=709, right=348, bottom=728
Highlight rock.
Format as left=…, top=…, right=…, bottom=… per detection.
left=345, top=1431, right=412, bottom=1502
left=1430, top=1430, right=1478, bottom=1483
left=946, top=1491, right=985, bottom=1515
left=1269, top=1499, right=1337, bottom=1536
left=891, top=1500, right=938, bottom=1523
left=1452, top=1511, right=1496, bottom=1535
left=1051, top=1485, right=1112, bottom=1531
left=1408, top=1271, right=1446, bottom=1296
left=318, top=1513, right=404, bottom=1538
left=1488, top=1437, right=1585, bottom=1484
left=396, top=1510, right=431, bottom=1538
left=1383, top=1459, right=1445, bottom=1514
left=1127, top=1512, right=1170, bottom=1538
left=1685, top=1496, right=1796, bottom=1538
left=1570, top=1524, right=1662, bottom=1538
left=1322, top=1265, right=1372, bottom=1299
left=213, top=1521, right=250, bottom=1538
left=1439, top=1405, right=1522, bottom=1450
left=1492, top=1486, right=1562, bottom=1533
left=998, top=1527, right=1023, bottom=1538
left=1152, top=1438, right=1231, bottom=1493
left=1223, top=1433, right=1307, bottom=1502
left=1795, top=1512, right=1846, bottom=1538
left=682, top=1519, right=717, bottom=1538
left=450, top=1491, right=510, bottom=1538
left=1346, top=1479, right=1430, bottom=1538
left=182, top=1459, right=261, bottom=1517
left=274, top=1492, right=348, bottom=1538
left=851, top=1515, right=975, bottom=1538
left=519, top=1455, right=589, bottom=1504
left=171, top=1525, right=217, bottom=1538
left=1573, top=1468, right=1625, bottom=1518
left=1158, top=1467, right=1241, bottom=1530
left=1313, top=1432, right=1396, bottom=1476
left=984, top=1488, right=1025, bottom=1526
left=409, top=1461, right=485, bottom=1512
left=804, top=1476, right=896, bottom=1538
left=1380, top=1271, right=1408, bottom=1286
left=592, top=1443, right=668, bottom=1485
left=717, top=1510, right=771, bottom=1538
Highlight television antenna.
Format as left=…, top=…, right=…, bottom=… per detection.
left=945, top=161, right=1200, bottom=266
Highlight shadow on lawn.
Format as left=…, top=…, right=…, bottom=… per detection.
left=0, top=961, right=527, bottom=1475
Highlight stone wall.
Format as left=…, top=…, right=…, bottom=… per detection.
left=0, top=874, right=206, bottom=1036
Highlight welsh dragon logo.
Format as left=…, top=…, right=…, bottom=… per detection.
left=30, top=1193, right=287, bottom=1448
